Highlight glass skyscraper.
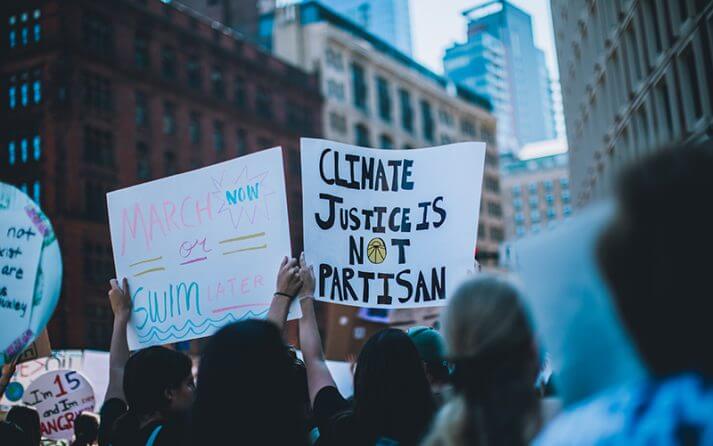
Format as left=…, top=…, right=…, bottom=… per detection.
left=444, top=1, right=556, bottom=152
left=314, top=0, right=413, bottom=55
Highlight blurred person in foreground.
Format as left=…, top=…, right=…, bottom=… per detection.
left=536, top=141, right=713, bottom=444
left=72, top=413, right=99, bottom=446
left=0, top=420, right=33, bottom=446
left=422, top=276, right=543, bottom=446
left=407, top=326, right=450, bottom=405
left=6, top=405, right=41, bottom=446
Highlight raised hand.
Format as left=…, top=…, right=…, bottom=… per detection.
left=275, top=256, right=302, bottom=298
left=109, top=278, right=132, bottom=321
left=298, top=252, right=315, bottom=299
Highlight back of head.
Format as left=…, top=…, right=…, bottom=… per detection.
left=6, top=405, right=41, bottom=446
left=0, top=420, right=32, bottom=446
left=113, top=346, right=192, bottom=444
left=191, top=319, right=308, bottom=446
left=73, top=413, right=99, bottom=446
left=597, top=141, right=713, bottom=377
left=353, top=328, right=436, bottom=445
left=407, top=326, right=449, bottom=384
left=424, top=275, right=539, bottom=446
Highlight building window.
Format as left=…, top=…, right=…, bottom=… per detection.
left=351, top=62, right=368, bottom=112
left=161, top=46, right=177, bottom=79
left=84, top=180, right=110, bottom=221
left=83, top=126, right=114, bottom=167
left=379, top=134, right=393, bottom=149
left=376, top=76, right=392, bottom=122
left=236, top=128, right=247, bottom=155
left=486, top=201, right=502, bottom=217
left=32, top=135, right=40, bottom=161
left=163, top=102, right=176, bottom=135
left=490, top=226, right=504, bottom=242
left=81, top=71, right=113, bottom=111
left=325, top=46, right=344, bottom=71
left=135, top=91, right=148, bottom=127
left=256, top=86, right=272, bottom=119
left=7, top=141, right=16, bottom=165
left=547, top=208, right=556, bottom=220
left=7, top=9, right=41, bottom=49
left=560, top=178, right=569, bottom=188
left=7, top=68, right=42, bottom=109
left=136, top=142, right=150, bottom=180
left=327, top=79, right=345, bottom=102
left=679, top=42, right=704, bottom=124
left=484, top=175, right=500, bottom=192
left=399, top=89, right=413, bottom=132
left=20, top=138, right=28, bottom=163
left=32, top=180, right=40, bottom=204
left=355, top=123, right=370, bottom=147
left=438, top=109, right=454, bottom=127
left=82, top=12, right=113, bottom=55
left=134, top=34, right=149, bottom=69
left=329, top=111, right=347, bottom=134
left=213, top=121, right=225, bottom=153
left=531, top=209, right=541, bottom=223
left=233, top=76, right=246, bottom=107
left=211, top=66, right=225, bottom=97
left=421, top=99, right=434, bottom=142
left=164, top=151, right=176, bottom=175
left=461, top=119, right=476, bottom=137
left=187, top=56, right=202, bottom=89
left=544, top=180, right=553, bottom=191
left=188, top=112, right=201, bottom=144
left=563, top=205, right=572, bottom=217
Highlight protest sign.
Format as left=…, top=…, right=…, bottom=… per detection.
left=107, top=147, right=296, bottom=349
left=512, top=201, right=645, bottom=406
left=15, top=329, right=52, bottom=365
left=1, top=210, right=43, bottom=360
left=22, top=369, right=96, bottom=440
left=301, top=138, right=485, bottom=309
left=1, top=350, right=109, bottom=411
left=0, top=182, right=63, bottom=367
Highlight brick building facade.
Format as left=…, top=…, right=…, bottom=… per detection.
left=0, top=0, right=322, bottom=349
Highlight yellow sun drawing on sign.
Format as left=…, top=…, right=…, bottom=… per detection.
left=367, top=237, right=387, bottom=264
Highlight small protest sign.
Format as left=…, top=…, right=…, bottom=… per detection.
left=1, top=210, right=43, bottom=360
left=301, top=138, right=485, bottom=308
left=107, top=147, right=296, bottom=349
left=15, top=329, right=52, bottom=365
left=22, top=369, right=96, bottom=440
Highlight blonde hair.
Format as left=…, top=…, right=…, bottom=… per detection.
left=423, top=275, right=540, bottom=446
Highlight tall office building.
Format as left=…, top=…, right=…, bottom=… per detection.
left=445, top=1, right=557, bottom=152
left=551, top=0, right=713, bottom=206
left=315, top=0, right=413, bottom=55
left=0, top=0, right=322, bottom=349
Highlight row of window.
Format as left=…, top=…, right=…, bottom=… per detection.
left=7, top=9, right=41, bottom=49
left=6, top=135, right=41, bottom=166
left=513, top=190, right=571, bottom=210
left=477, top=223, right=505, bottom=243
left=15, top=181, right=41, bottom=205
left=7, top=69, right=42, bottom=110
left=512, top=178, right=570, bottom=197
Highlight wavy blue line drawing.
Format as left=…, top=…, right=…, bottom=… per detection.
left=138, top=312, right=236, bottom=338
left=137, top=309, right=269, bottom=344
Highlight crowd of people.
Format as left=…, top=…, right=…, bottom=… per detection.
left=2, top=140, right=713, bottom=445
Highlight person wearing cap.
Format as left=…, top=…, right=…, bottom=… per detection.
left=407, top=326, right=450, bottom=406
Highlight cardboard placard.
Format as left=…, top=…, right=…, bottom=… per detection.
left=15, top=329, right=51, bottom=365
left=301, top=138, right=485, bottom=308
left=1, top=211, right=43, bottom=359
left=107, top=148, right=297, bottom=349
left=22, top=369, right=96, bottom=440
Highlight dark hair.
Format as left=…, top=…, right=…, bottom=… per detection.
left=191, top=320, right=309, bottom=446
left=424, top=360, right=450, bottom=384
left=353, top=328, right=436, bottom=445
left=597, top=141, right=713, bottom=377
left=6, top=405, right=41, bottom=446
left=113, top=346, right=192, bottom=445
left=71, top=413, right=99, bottom=446
left=0, top=420, right=32, bottom=446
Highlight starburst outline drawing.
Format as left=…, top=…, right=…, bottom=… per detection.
left=211, top=166, right=276, bottom=229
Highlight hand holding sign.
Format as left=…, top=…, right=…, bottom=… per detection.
left=108, top=278, right=131, bottom=321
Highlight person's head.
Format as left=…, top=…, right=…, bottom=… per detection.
left=407, top=326, right=449, bottom=385
left=6, top=405, right=41, bottom=446
left=424, top=275, right=540, bottom=446
left=597, top=141, right=713, bottom=378
left=353, top=328, right=436, bottom=445
left=72, top=413, right=99, bottom=446
left=192, top=320, right=308, bottom=446
left=0, top=420, right=32, bottom=446
left=113, top=346, right=193, bottom=444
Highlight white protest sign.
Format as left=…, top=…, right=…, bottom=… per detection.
left=22, top=369, right=96, bottom=440
left=301, top=138, right=485, bottom=308
left=107, top=147, right=296, bottom=350
left=1, top=211, right=43, bottom=359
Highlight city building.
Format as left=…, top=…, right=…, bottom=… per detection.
left=313, top=0, right=413, bottom=56
left=0, top=0, right=322, bottom=350
left=444, top=1, right=557, bottom=153
left=261, top=1, right=503, bottom=359
left=177, top=0, right=274, bottom=43
left=551, top=0, right=713, bottom=205
left=500, top=139, right=570, bottom=240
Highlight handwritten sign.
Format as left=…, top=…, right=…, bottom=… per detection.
left=22, top=369, right=96, bottom=440
left=107, top=147, right=295, bottom=349
left=301, top=138, right=485, bottom=308
left=1, top=211, right=43, bottom=359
